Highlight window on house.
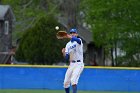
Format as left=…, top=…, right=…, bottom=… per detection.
left=0, top=23, right=2, bottom=31
left=5, top=46, right=9, bottom=51
left=0, top=23, right=2, bottom=36
left=4, top=21, right=9, bottom=35
left=0, top=23, right=1, bottom=30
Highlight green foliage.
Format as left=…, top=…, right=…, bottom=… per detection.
left=1, top=0, right=66, bottom=65
left=15, top=15, right=66, bottom=65
left=81, top=0, right=140, bottom=66
left=2, top=0, right=59, bottom=42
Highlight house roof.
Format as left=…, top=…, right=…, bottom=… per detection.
left=0, top=5, right=15, bottom=21
left=58, top=16, right=93, bottom=44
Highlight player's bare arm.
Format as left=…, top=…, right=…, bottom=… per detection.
left=62, top=48, right=69, bottom=62
left=62, top=48, right=66, bottom=57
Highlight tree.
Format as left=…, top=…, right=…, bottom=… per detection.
left=15, top=15, right=67, bottom=65
left=80, top=0, right=140, bottom=66
left=2, top=0, right=59, bottom=42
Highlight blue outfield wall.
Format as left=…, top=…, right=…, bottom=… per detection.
left=0, top=65, right=140, bottom=92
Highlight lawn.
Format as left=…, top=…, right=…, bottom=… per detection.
left=0, top=90, right=139, bottom=93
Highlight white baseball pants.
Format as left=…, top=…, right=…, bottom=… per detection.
left=64, top=62, right=84, bottom=88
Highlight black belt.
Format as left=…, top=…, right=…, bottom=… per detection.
left=72, top=60, right=81, bottom=63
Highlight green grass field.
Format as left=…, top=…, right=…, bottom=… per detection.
left=0, top=90, right=139, bottom=93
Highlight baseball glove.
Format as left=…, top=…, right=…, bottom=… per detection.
left=56, top=31, right=67, bottom=39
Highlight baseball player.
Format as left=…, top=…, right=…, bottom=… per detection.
left=62, top=28, right=84, bottom=93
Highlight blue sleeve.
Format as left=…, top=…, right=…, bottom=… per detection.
left=71, top=37, right=81, bottom=44
left=65, top=53, right=69, bottom=62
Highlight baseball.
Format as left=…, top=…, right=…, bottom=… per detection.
left=55, top=26, right=59, bottom=30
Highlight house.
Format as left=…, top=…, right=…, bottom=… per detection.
left=0, top=5, right=15, bottom=64
left=57, top=0, right=105, bottom=66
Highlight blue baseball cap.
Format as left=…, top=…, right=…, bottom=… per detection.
left=70, top=28, right=77, bottom=33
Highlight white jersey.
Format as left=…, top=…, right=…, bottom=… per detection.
left=65, top=38, right=83, bottom=63
left=63, top=38, right=84, bottom=88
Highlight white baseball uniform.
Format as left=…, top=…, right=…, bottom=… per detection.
left=64, top=38, right=84, bottom=88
